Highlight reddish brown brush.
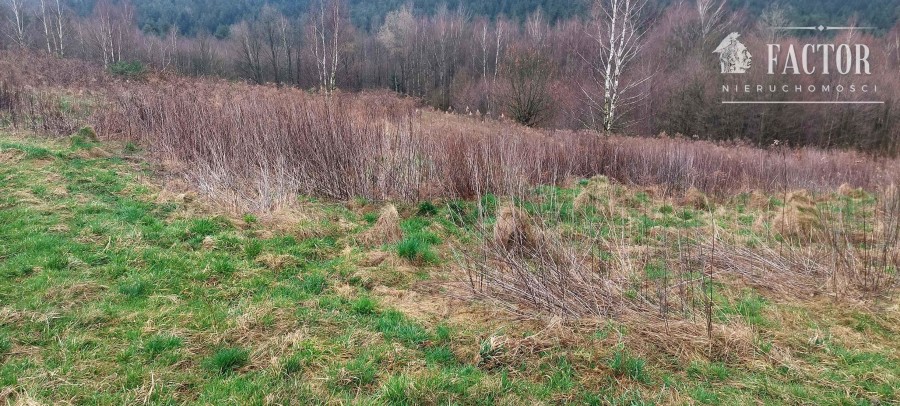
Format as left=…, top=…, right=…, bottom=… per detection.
left=1, top=51, right=898, bottom=210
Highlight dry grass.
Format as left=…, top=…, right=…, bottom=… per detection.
left=773, top=190, right=822, bottom=242
left=627, top=318, right=755, bottom=363
left=363, top=204, right=403, bottom=246
left=492, top=203, right=541, bottom=252
left=572, top=176, right=619, bottom=216
left=681, top=187, right=711, bottom=210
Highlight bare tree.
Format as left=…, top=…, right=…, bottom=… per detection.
left=756, top=3, right=791, bottom=43
left=310, top=0, right=346, bottom=93
left=259, top=6, right=283, bottom=84
left=378, top=5, right=415, bottom=92
left=582, top=0, right=652, bottom=132
left=502, top=49, right=556, bottom=127
left=233, top=21, right=263, bottom=83
left=90, top=0, right=134, bottom=68
left=696, top=0, right=727, bottom=45
left=5, top=0, right=27, bottom=49
left=39, top=0, right=67, bottom=56
left=525, top=9, right=547, bottom=45
left=278, top=15, right=298, bottom=85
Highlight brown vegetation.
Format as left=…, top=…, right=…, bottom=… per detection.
left=364, top=204, right=403, bottom=246
left=772, top=190, right=821, bottom=242
left=4, top=52, right=898, bottom=213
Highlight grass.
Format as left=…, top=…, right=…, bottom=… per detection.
left=608, top=348, right=650, bottom=383
left=144, top=334, right=183, bottom=359
left=205, top=347, right=249, bottom=374
left=0, top=132, right=898, bottom=404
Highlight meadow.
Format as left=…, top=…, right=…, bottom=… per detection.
left=0, top=52, right=898, bottom=405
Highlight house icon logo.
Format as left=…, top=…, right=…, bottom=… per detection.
left=714, top=32, right=752, bottom=73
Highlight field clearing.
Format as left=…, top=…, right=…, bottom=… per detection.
left=1, top=132, right=898, bottom=405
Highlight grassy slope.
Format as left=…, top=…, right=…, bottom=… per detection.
left=0, top=132, right=898, bottom=405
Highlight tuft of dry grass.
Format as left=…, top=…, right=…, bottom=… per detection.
left=364, top=204, right=402, bottom=246
left=773, top=190, right=821, bottom=242
left=627, top=318, right=755, bottom=363
left=681, top=187, right=711, bottom=210
left=492, top=204, right=541, bottom=252
left=573, top=176, right=619, bottom=216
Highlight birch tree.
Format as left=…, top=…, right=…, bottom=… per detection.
left=38, top=0, right=65, bottom=56
left=582, top=0, right=652, bottom=132
left=5, top=0, right=27, bottom=49
left=91, top=0, right=133, bottom=68
left=310, top=0, right=346, bottom=94
left=696, top=0, right=727, bottom=45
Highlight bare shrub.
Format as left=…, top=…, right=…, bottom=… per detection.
left=819, top=184, right=900, bottom=295
left=500, top=48, right=556, bottom=127
left=2, top=52, right=898, bottom=211
left=461, top=210, right=624, bottom=319
left=700, top=240, right=826, bottom=298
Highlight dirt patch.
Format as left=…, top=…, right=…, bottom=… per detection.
left=359, top=250, right=390, bottom=267
left=43, top=282, right=107, bottom=308
left=0, top=149, right=25, bottom=165
left=255, top=254, right=298, bottom=272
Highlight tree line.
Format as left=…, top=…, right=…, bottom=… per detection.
left=2, top=0, right=899, bottom=154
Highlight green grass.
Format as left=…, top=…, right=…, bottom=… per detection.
left=205, top=347, right=249, bottom=374
left=608, top=348, right=649, bottom=383
left=144, top=334, right=183, bottom=358
left=0, top=133, right=898, bottom=405
left=396, top=218, right=441, bottom=263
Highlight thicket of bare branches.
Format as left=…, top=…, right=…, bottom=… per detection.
left=2, top=52, right=897, bottom=212
left=1, top=0, right=897, bottom=153
left=458, top=183, right=898, bottom=322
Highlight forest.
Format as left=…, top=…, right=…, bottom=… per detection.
left=59, top=0, right=899, bottom=37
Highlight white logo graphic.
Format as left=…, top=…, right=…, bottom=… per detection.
left=714, top=32, right=752, bottom=73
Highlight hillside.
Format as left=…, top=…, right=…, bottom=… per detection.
left=1, top=47, right=900, bottom=403
left=64, top=0, right=899, bottom=36
left=1, top=128, right=899, bottom=404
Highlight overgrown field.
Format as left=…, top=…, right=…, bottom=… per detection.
left=2, top=51, right=897, bottom=212
left=1, top=132, right=898, bottom=405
